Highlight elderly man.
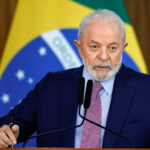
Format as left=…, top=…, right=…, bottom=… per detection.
left=0, top=9, right=150, bottom=148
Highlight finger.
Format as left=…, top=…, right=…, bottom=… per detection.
left=0, top=130, right=13, bottom=145
left=12, top=125, right=19, bottom=133
left=1, top=125, right=16, bottom=145
left=0, top=136, right=9, bottom=148
left=12, top=125, right=19, bottom=139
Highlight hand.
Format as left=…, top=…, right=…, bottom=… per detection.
left=0, top=124, right=19, bottom=148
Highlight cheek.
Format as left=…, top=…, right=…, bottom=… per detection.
left=110, top=52, right=122, bottom=66
left=83, top=51, right=97, bottom=65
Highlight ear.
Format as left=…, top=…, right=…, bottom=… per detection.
left=124, top=42, right=128, bottom=49
left=74, top=40, right=83, bottom=58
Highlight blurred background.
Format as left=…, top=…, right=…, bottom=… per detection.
left=0, top=0, right=150, bottom=147
left=0, top=0, right=150, bottom=72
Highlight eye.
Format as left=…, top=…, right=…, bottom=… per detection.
left=111, top=46, right=117, bottom=50
left=109, top=45, right=118, bottom=52
left=89, top=45, right=98, bottom=50
left=92, top=45, right=97, bottom=48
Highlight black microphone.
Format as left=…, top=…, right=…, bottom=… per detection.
left=77, top=77, right=85, bottom=106
left=79, top=81, right=134, bottom=148
left=84, top=80, right=93, bottom=109
left=22, top=77, right=87, bottom=147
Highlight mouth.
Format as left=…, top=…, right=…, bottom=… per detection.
left=94, top=66, right=110, bottom=71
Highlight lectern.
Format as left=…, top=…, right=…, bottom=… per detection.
left=0, top=148, right=145, bottom=150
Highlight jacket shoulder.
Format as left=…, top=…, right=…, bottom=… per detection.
left=45, top=66, right=83, bottom=80
left=36, top=66, right=83, bottom=89
left=124, top=66, right=150, bottom=86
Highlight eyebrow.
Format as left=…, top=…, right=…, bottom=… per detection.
left=91, top=40, right=119, bottom=46
left=109, top=42, right=119, bottom=46
left=91, top=40, right=100, bottom=44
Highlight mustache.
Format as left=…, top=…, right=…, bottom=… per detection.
left=91, top=61, right=113, bottom=69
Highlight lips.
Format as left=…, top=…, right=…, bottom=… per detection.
left=94, top=66, right=110, bottom=71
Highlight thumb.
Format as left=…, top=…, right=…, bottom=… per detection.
left=12, top=125, right=19, bottom=138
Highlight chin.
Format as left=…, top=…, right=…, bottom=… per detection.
left=93, top=71, right=111, bottom=81
left=96, top=72, right=108, bottom=80
left=86, top=62, right=122, bottom=81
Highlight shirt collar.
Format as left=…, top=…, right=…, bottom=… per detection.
left=82, top=66, right=115, bottom=96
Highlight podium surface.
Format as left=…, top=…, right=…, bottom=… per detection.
left=0, top=148, right=150, bottom=150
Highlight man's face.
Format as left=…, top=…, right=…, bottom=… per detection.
left=75, top=20, right=128, bottom=81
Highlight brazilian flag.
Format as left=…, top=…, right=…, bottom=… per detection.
left=0, top=0, right=147, bottom=147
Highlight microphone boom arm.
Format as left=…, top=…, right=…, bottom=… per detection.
left=79, top=109, right=134, bottom=148
left=22, top=105, right=86, bottom=147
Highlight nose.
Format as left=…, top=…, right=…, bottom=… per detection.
left=97, top=47, right=109, bottom=61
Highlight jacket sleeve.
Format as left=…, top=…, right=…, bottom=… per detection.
left=0, top=72, right=51, bottom=143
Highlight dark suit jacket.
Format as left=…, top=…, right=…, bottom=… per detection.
left=1, top=64, right=150, bottom=148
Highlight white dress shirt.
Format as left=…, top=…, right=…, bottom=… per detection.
left=74, top=67, right=115, bottom=148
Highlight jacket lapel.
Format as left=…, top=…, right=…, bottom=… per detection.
left=102, top=65, right=136, bottom=148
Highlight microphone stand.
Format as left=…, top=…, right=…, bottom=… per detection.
left=22, top=105, right=86, bottom=147
left=79, top=109, right=134, bottom=148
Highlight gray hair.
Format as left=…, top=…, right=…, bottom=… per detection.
left=78, top=9, right=126, bottom=42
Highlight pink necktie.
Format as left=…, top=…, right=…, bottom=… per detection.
left=80, top=81, right=102, bottom=148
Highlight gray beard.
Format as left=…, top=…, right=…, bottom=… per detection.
left=82, top=56, right=122, bottom=81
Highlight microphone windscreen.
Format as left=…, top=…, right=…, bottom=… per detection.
left=84, top=80, right=93, bottom=109
left=77, top=77, right=85, bottom=105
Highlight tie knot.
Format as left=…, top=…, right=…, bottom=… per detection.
left=93, top=81, right=102, bottom=93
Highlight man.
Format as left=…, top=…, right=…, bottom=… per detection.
left=0, top=9, right=150, bottom=148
